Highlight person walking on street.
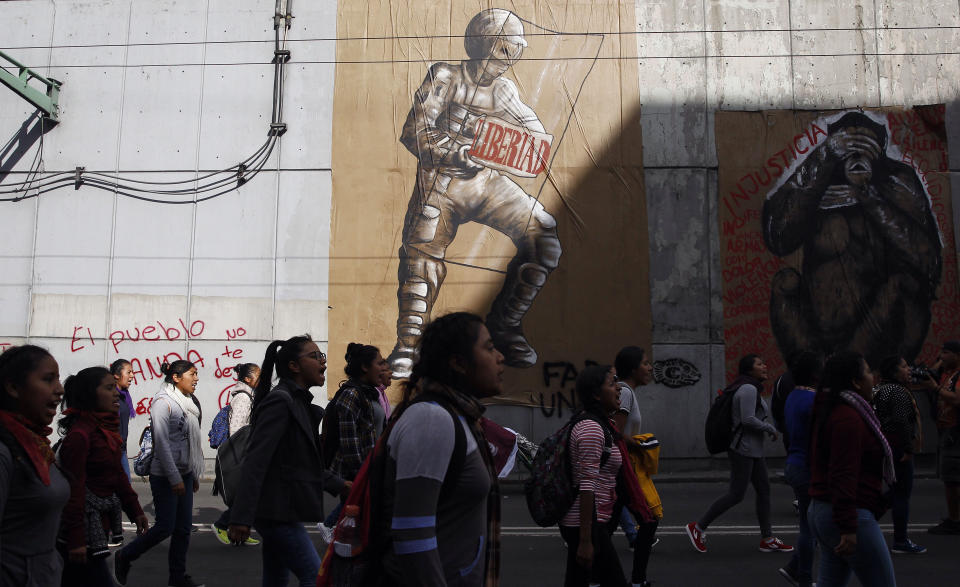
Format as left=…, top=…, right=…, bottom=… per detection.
left=57, top=366, right=149, bottom=586
left=111, top=359, right=135, bottom=483
left=227, top=336, right=348, bottom=587
left=779, top=350, right=824, bottom=586
left=873, top=355, right=926, bottom=553
left=560, top=365, right=630, bottom=587
left=113, top=360, right=205, bottom=587
left=319, top=344, right=388, bottom=537
left=612, top=346, right=659, bottom=587
left=212, top=363, right=260, bottom=546
left=379, top=312, right=504, bottom=586
left=0, top=345, right=70, bottom=586
left=686, top=354, right=793, bottom=554
left=808, top=351, right=897, bottom=587
left=928, top=340, right=960, bottom=535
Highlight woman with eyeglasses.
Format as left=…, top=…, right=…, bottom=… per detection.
left=227, top=335, right=349, bottom=587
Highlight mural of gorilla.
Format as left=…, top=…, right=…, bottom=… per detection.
left=763, top=111, right=942, bottom=366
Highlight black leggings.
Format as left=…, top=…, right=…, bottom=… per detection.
left=559, top=519, right=628, bottom=587
left=630, top=519, right=659, bottom=583
left=698, top=450, right=772, bottom=536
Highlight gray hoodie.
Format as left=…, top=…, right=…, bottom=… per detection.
left=731, top=383, right=778, bottom=458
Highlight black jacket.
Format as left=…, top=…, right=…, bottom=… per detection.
left=230, top=379, right=345, bottom=526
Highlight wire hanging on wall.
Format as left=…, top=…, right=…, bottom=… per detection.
left=0, top=5, right=292, bottom=204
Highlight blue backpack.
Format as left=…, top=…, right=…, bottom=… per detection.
left=133, top=426, right=153, bottom=477
left=209, top=390, right=252, bottom=448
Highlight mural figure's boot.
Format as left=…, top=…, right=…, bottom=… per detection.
left=486, top=261, right=551, bottom=368
left=387, top=247, right=445, bottom=378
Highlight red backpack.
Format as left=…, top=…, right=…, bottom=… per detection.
left=317, top=394, right=466, bottom=587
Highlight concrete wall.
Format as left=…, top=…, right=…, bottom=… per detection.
left=2, top=0, right=959, bottom=460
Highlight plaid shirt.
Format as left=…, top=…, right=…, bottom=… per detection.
left=329, top=382, right=379, bottom=481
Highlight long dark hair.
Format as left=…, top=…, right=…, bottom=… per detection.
left=574, top=364, right=619, bottom=438
left=58, top=366, right=111, bottom=435
left=0, top=345, right=53, bottom=412
left=252, top=334, right=313, bottom=413
left=614, top=346, right=645, bottom=380
left=812, top=351, right=867, bottom=461
left=393, top=312, right=485, bottom=421
left=738, top=353, right=761, bottom=376
left=878, top=355, right=904, bottom=384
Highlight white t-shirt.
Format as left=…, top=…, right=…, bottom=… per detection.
left=617, top=381, right=643, bottom=437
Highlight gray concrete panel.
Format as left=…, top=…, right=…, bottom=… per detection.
left=109, top=258, right=191, bottom=296
left=644, top=343, right=715, bottom=458
left=196, top=64, right=277, bottom=170
left=706, top=169, right=723, bottom=344
left=274, top=170, right=331, bottom=301
left=646, top=168, right=711, bottom=343
left=789, top=0, right=879, bottom=29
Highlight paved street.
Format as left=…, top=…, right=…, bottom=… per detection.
left=114, top=476, right=955, bottom=586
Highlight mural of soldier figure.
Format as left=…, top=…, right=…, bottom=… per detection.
left=763, top=111, right=942, bottom=366
left=387, top=8, right=562, bottom=378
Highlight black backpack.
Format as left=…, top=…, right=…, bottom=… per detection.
left=705, top=388, right=739, bottom=454
left=705, top=377, right=762, bottom=454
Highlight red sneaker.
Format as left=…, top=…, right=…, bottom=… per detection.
left=685, top=522, right=707, bottom=553
left=759, top=536, right=794, bottom=553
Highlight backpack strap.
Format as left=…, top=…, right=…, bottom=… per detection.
left=567, top=411, right=614, bottom=468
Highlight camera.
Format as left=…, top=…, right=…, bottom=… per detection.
left=910, top=364, right=936, bottom=384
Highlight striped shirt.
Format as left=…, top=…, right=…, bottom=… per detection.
left=561, top=418, right=622, bottom=526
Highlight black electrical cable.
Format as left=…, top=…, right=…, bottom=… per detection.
left=1, top=14, right=289, bottom=204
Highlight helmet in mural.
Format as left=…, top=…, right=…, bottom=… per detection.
left=464, top=9, right=527, bottom=67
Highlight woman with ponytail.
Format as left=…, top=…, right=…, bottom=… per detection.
left=211, top=363, right=260, bottom=546
left=114, top=360, right=204, bottom=587
left=558, top=365, right=630, bottom=587
left=317, top=344, right=388, bottom=536
left=0, top=345, right=69, bottom=586
left=380, top=312, right=504, bottom=586
left=57, top=366, right=148, bottom=586
left=808, top=351, right=897, bottom=587
left=227, top=335, right=347, bottom=587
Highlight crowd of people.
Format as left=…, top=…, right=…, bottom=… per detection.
left=1, top=316, right=959, bottom=586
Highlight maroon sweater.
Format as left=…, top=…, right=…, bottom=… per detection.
left=809, top=400, right=886, bottom=533
left=58, top=417, right=144, bottom=550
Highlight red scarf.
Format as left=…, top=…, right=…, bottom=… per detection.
left=0, top=410, right=56, bottom=486
left=62, top=409, right=123, bottom=455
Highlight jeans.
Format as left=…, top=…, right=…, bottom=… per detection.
left=618, top=508, right=638, bottom=544
left=698, top=451, right=772, bottom=536
left=559, top=520, right=628, bottom=587
left=119, top=473, right=194, bottom=584
left=889, top=458, right=914, bottom=543
left=254, top=521, right=322, bottom=587
left=58, top=544, right=115, bottom=587
left=784, top=463, right=813, bottom=585
left=808, top=500, right=896, bottom=587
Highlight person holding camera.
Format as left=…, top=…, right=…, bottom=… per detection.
left=928, top=341, right=960, bottom=535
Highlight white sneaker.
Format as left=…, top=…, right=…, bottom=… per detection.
left=316, top=522, right=334, bottom=544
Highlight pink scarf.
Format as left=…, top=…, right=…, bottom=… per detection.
left=839, top=390, right=896, bottom=487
